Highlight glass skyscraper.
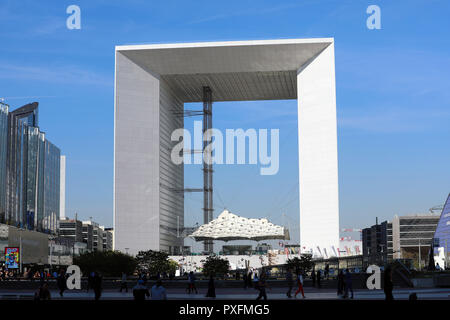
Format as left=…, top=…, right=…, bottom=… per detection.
left=0, top=102, right=60, bottom=234
left=0, top=103, right=8, bottom=223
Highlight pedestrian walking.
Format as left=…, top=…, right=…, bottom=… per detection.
left=317, top=270, right=321, bottom=288
left=255, top=274, right=267, bottom=300
left=337, top=270, right=344, bottom=296
left=286, top=269, right=293, bottom=298
left=120, top=272, right=128, bottom=292
left=34, top=282, right=51, bottom=301
left=151, top=280, right=167, bottom=300
left=384, top=266, right=394, bottom=301
left=343, top=269, right=353, bottom=299
left=243, top=272, right=248, bottom=289
left=132, top=279, right=150, bottom=301
left=205, top=274, right=216, bottom=298
left=252, top=273, right=259, bottom=289
left=141, top=272, right=148, bottom=286
left=294, top=271, right=305, bottom=299
left=93, top=271, right=103, bottom=301
left=311, top=269, right=316, bottom=287
left=87, top=271, right=95, bottom=292
left=188, top=271, right=198, bottom=294
left=57, top=269, right=66, bottom=297
left=247, top=271, right=253, bottom=288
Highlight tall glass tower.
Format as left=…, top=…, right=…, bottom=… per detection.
left=2, top=102, right=60, bottom=234
left=0, top=102, right=8, bottom=224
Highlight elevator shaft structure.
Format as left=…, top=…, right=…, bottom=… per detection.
left=202, top=87, right=214, bottom=253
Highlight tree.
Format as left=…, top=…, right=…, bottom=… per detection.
left=202, top=256, right=230, bottom=277
left=168, top=259, right=179, bottom=274
left=135, top=250, right=173, bottom=275
left=286, top=254, right=314, bottom=274
left=74, top=251, right=137, bottom=277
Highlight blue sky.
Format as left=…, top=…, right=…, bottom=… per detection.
left=1, top=0, right=449, bottom=245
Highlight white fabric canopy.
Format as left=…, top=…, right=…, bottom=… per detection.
left=189, top=209, right=290, bottom=241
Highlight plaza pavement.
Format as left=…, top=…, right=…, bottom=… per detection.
left=0, top=287, right=449, bottom=300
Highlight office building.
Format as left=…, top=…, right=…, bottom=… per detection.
left=362, top=220, right=393, bottom=265
left=433, top=193, right=450, bottom=268
left=392, top=214, right=440, bottom=264
left=363, top=214, right=440, bottom=266
left=59, top=216, right=114, bottom=253
left=81, top=222, right=93, bottom=251
left=101, top=227, right=113, bottom=251
left=0, top=103, right=8, bottom=223
left=0, top=102, right=60, bottom=234
left=83, top=220, right=104, bottom=252
left=114, top=38, right=339, bottom=255
left=58, top=217, right=83, bottom=243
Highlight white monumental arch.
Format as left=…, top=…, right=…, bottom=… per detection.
left=114, top=38, right=339, bottom=257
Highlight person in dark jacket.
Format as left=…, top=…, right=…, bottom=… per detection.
left=93, top=272, right=103, bottom=301
left=325, top=264, right=330, bottom=280
left=384, top=267, right=394, bottom=301
left=87, top=271, right=95, bottom=292
left=337, top=270, right=345, bottom=296
left=205, top=274, right=216, bottom=298
left=343, top=269, right=353, bottom=299
left=120, top=272, right=128, bottom=292
left=247, top=271, right=253, bottom=288
left=34, top=282, right=51, bottom=301
left=188, top=271, right=198, bottom=294
left=133, top=279, right=150, bottom=301
left=255, top=273, right=268, bottom=301
left=286, top=269, right=293, bottom=298
left=311, top=269, right=316, bottom=287
left=243, top=272, right=248, bottom=289
left=57, top=269, right=66, bottom=297
left=316, top=269, right=321, bottom=288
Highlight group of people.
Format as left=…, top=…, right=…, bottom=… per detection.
left=85, top=271, right=104, bottom=300
left=184, top=271, right=216, bottom=298
left=0, top=267, right=58, bottom=282
left=2, top=263, right=403, bottom=301
left=131, top=279, right=168, bottom=300
left=118, top=271, right=168, bottom=300
left=33, top=269, right=104, bottom=301
left=0, top=268, right=16, bottom=280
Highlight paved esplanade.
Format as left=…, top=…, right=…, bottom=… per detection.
left=1, top=288, right=449, bottom=300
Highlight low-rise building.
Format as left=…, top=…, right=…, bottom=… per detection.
left=363, top=214, right=439, bottom=267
